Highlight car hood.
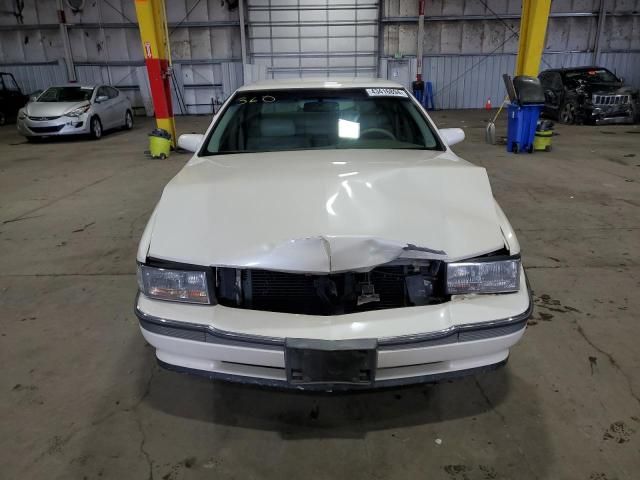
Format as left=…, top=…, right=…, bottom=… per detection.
left=25, top=101, right=89, bottom=117
left=146, top=149, right=506, bottom=273
left=580, top=83, right=636, bottom=96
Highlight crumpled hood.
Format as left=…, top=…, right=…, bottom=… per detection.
left=581, top=83, right=636, bottom=96
left=147, top=149, right=506, bottom=272
left=25, top=101, right=88, bottom=117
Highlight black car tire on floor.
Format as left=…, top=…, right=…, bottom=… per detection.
left=559, top=99, right=578, bottom=124
left=89, top=116, right=103, bottom=140
left=124, top=110, right=133, bottom=130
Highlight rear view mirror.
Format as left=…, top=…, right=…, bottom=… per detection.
left=95, top=95, right=108, bottom=103
left=177, top=133, right=204, bottom=153
left=439, top=128, right=465, bottom=146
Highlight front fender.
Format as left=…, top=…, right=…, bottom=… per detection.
left=494, top=200, right=520, bottom=255
left=137, top=204, right=160, bottom=263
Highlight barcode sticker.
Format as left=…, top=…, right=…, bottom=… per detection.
left=365, top=88, right=408, bottom=97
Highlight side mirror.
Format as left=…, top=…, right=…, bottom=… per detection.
left=95, top=95, right=109, bottom=103
left=439, top=128, right=465, bottom=147
left=177, top=133, right=204, bottom=153
left=29, top=94, right=39, bottom=102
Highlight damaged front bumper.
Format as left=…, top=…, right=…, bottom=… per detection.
left=135, top=269, right=532, bottom=390
left=588, top=105, right=636, bottom=125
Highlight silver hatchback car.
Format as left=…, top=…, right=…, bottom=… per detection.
left=17, top=84, right=133, bottom=140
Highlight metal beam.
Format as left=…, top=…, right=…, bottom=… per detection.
left=377, top=0, right=385, bottom=77
left=238, top=0, right=248, bottom=66
left=416, top=0, right=424, bottom=81
left=134, top=0, right=176, bottom=146
left=56, top=0, right=76, bottom=82
left=593, top=0, right=606, bottom=64
left=0, top=21, right=240, bottom=31
left=515, top=0, right=551, bottom=76
left=380, top=11, right=640, bottom=23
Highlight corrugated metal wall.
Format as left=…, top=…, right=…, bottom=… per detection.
left=0, top=0, right=244, bottom=114
left=1, top=0, right=639, bottom=111
left=0, top=62, right=68, bottom=94
left=383, top=0, right=640, bottom=109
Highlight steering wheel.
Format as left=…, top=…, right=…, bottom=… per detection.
left=360, top=128, right=396, bottom=140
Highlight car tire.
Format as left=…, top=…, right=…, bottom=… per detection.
left=26, top=136, right=39, bottom=143
left=89, top=116, right=103, bottom=140
left=559, top=99, right=578, bottom=124
left=0, top=111, right=6, bottom=126
left=124, top=110, right=133, bottom=130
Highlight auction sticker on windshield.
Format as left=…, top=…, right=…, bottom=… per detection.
left=365, top=88, right=408, bottom=97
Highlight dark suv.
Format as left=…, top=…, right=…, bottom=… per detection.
left=539, top=67, right=638, bottom=125
left=0, top=72, right=29, bottom=125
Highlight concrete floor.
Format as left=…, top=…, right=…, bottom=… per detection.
left=1, top=111, right=639, bottom=480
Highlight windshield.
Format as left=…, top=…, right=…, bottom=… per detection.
left=38, top=86, right=94, bottom=102
left=565, top=69, right=619, bottom=84
left=202, top=88, right=441, bottom=155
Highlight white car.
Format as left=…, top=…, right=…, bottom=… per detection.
left=17, top=84, right=133, bottom=140
left=136, top=79, right=531, bottom=390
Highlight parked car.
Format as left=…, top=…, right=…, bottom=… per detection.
left=539, top=66, right=638, bottom=124
left=135, top=79, right=532, bottom=390
left=17, top=84, right=133, bottom=140
left=0, top=72, right=29, bottom=125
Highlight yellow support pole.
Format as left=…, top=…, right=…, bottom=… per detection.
left=134, top=0, right=177, bottom=147
left=515, top=0, right=552, bottom=77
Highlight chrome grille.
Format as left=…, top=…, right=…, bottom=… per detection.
left=28, top=116, right=61, bottom=121
left=592, top=94, right=630, bottom=106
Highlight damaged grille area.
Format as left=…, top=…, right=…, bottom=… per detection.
left=215, top=262, right=447, bottom=315
left=592, top=94, right=630, bottom=105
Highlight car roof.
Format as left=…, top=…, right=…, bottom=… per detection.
left=237, top=78, right=405, bottom=92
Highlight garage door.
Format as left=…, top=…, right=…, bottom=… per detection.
left=247, top=0, right=379, bottom=79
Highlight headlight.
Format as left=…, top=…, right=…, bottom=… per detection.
left=446, top=257, right=520, bottom=295
left=18, top=111, right=26, bottom=120
left=137, top=265, right=210, bottom=304
left=65, top=105, right=90, bottom=117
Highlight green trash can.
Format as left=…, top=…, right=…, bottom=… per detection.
left=148, top=128, right=172, bottom=159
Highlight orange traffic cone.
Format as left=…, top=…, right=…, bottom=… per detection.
left=485, top=98, right=492, bottom=110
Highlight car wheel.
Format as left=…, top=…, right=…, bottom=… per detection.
left=0, top=111, right=6, bottom=126
left=124, top=110, right=133, bottom=130
left=90, top=116, right=103, bottom=140
left=559, top=100, right=577, bottom=124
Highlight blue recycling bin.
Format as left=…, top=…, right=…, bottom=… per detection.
left=506, top=103, right=543, bottom=153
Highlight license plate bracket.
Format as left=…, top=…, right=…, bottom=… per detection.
left=285, top=338, right=377, bottom=386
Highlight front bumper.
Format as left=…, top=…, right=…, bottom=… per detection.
left=135, top=269, right=532, bottom=390
left=587, top=105, right=636, bottom=125
left=17, top=115, right=90, bottom=137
